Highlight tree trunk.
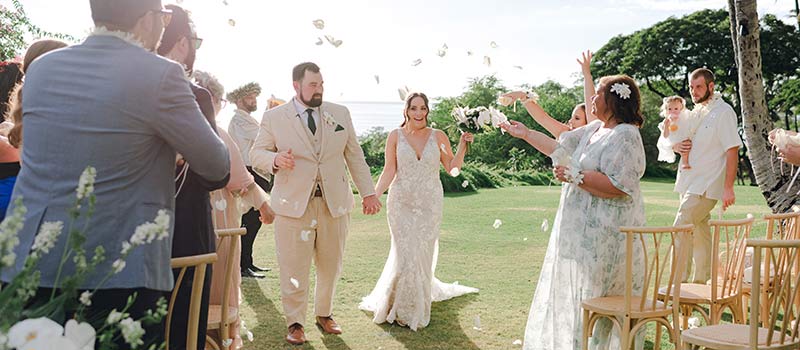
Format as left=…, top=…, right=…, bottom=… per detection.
left=731, top=0, right=796, bottom=212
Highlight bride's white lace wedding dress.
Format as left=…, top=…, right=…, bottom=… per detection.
left=359, top=129, right=478, bottom=331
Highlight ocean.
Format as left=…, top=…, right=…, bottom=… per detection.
left=216, top=101, right=407, bottom=137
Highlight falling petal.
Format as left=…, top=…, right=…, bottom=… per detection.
left=493, top=219, right=502, bottom=229
left=437, top=49, right=446, bottom=58
left=467, top=50, right=473, bottom=56
left=324, top=35, right=341, bottom=47
left=523, top=237, right=528, bottom=241
left=490, top=41, right=498, bottom=48
left=541, top=219, right=549, bottom=232
left=312, top=19, right=325, bottom=30
left=214, top=199, right=227, bottom=211
left=461, top=180, right=469, bottom=188
left=513, top=339, right=522, bottom=346
left=473, top=315, right=482, bottom=331
left=398, top=88, right=408, bottom=101
left=513, top=65, right=523, bottom=70
left=442, top=43, right=448, bottom=50
left=222, top=0, right=228, bottom=5
left=374, top=75, right=380, bottom=84
left=310, top=219, right=318, bottom=228
left=290, top=278, right=300, bottom=288
left=483, top=56, right=491, bottom=67
left=332, top=39, right=343, bottom=48
left=228, top=19, right=236, bottom=26
left=300, top=230, right=311, bottom=242
left=411, top=58, right=422, bottom=66
left=246, top=331, right=254, bottom=342
left=449, top=168, right=460, bottom=177
left=315, top=37, right=323, bottom=46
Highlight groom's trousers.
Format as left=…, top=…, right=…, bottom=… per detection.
left=274, top=196, right=350, bottom=327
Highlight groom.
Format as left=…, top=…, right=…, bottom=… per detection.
left=250, top=62, right=381, bottom=345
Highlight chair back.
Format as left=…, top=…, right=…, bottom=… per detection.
left=748, top=239, right=800, bottom=347
left=215, top=228, right=247, bottom=329
left=166, top=252, right=218, bottom=350
left=620, top=224, right=694, bottom=316
left=709, top=216, right=754, bottom=301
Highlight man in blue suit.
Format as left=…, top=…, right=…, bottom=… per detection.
left=2, top=0, right=230, bottom=345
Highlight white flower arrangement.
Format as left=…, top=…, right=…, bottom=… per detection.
left=610, top=83, right=632, bottom=100
left=451, top=106, right=509, bottom=134
left=0, top=166, right=169, bottom=350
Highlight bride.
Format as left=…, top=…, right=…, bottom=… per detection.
left=359, top=92, right=478, bottom=330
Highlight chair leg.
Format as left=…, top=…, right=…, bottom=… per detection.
left=654, top=322, right=662, bottom=349
left=741, top=293, right=749, bottom=324
left=582, top=309, right=590, bottom=350
left=621, top=317, right=631, bottom=350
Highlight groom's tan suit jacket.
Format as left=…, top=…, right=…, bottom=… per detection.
left=250, top=100, right=375, bottom=215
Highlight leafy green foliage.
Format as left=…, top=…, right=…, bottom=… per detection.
left=0, top=0, right=76, bottom=61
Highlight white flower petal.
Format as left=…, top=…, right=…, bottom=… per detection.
left=411, top=58, right=422, bottom=66
left=300, top=230, right=311, bottom=242
left=513, top=339, right=522, bottom=345
left=461, top=180, right=469, bottom=188
left=64, top=319, right=96, bottom=350
left=310, top=219, right=318, bottom=228
left=8, top=317, right=64, bottom=348
left=449, top=168, right=460, bottom=177
left=290, top=278, right=300, bottom=289
left=492, top=219, right=502, bottom=229
left=312, top=19, right=325, bottom=30
left=541, top=219, right=550, bottom=232
left=523, top=237, right=528, bottom=241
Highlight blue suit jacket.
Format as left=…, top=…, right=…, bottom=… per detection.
left=2, top=35, right=230, bottom=291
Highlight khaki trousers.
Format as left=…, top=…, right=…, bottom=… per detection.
left=673, top=193, right=717, bottom=283
left=274, top=196, right=349, bottom=327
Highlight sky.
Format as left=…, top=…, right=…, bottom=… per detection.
left=6, top=0, right=796, bottom=104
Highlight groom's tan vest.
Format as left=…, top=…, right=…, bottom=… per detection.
left=250, top=100, right=375, bottom=218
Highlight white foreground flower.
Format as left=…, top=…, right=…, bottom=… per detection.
left=7, top=317, right=64, bottom=349
left=64, top=319, right=96, bottom=350
left=76, top=166, right=97, bottom=200
left=118, top=318, right=144, bottom=349
left=79, top=291, right=93, bottom=306
left=31, top=221, right=64, bottom=256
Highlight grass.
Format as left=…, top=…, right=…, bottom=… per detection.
left=237, top=180, right=770, bottom=349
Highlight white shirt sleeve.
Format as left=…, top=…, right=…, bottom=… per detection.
left=717, top=107, right=743, bottom=151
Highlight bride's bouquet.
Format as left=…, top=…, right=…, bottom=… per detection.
left=451, top=106, right=508, bottom=134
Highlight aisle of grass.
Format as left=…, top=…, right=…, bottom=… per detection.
left=237, top=181, right=769, bottom=349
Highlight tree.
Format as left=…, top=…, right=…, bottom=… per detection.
left=0, top=0, right=75, bottom=60
left=729, top=0, right=796, bottom=212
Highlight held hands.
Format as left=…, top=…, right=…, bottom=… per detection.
left=553, top=166, right=570, bottom=183
left=274, top=148, right=295, bottom=170
left=258, top=202, right=276, bottom=224
left=362, top=195, right=382, bottom=215
left=499, top=120, right=530, bottom=139
left=576, top=50, right=593, bottom=73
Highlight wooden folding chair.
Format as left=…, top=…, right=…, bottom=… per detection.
left=742, top=208, right=800, bottom=324
left=682, top=239, right=800, bottom=349
left=660, top=216, right=753, bottom=327
left=581, top=224, right=693, bottom=350
left=165, top=252, right=218, bottom=350
left=206, top=228, right=247, bottom=350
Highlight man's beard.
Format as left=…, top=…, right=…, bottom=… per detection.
left=245, top=101, right=258, bottom=113
left=692, top=86, right=712, bottom=104
left=302, top=93, right=323, bottom=108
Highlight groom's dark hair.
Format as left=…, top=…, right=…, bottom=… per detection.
left=91, top=0, right=163, bottom=30
left=292, top=62, right=320, bottom=82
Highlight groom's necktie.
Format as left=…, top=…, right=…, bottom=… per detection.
left=305, top=108, right=316, bottom=135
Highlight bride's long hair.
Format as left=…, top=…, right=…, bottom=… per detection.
left=401, top=92, right=429, bottom=127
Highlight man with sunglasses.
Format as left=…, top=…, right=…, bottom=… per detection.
left=157, top=4, right=229, bottom=349
left=2, top=0, right=229, bottom=347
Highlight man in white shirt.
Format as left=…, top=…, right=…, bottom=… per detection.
left=227, top=82, right=272, bottom=278
left=670, top=68, right=743, bottom=283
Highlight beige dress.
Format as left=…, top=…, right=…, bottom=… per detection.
left=209, top=128, right=268, bottom=349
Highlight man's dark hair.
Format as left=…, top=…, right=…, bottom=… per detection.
left=90, top=0, right=162, bottom=31
left=690, top=67, right=715, bottom=84
left=292, top=62, right=320, bottom=82
left=157, top=5, right=192, bottom=56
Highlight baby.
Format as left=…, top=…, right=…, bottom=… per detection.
left=657, top=96, right=696, bottom=169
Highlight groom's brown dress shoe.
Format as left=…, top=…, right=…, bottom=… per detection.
left=316, top=316, right=343, bottom=334
left=286, top=323, right=306, bottom=345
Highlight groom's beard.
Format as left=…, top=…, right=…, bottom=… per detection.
left=302, top=93, right=323, bottom=108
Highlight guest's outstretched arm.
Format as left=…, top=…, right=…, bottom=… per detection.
left=577, top=50, right=597, bottom=123
left=500, top=120, right=558, bottom=156
left=502, top=91, right=569, bottom=138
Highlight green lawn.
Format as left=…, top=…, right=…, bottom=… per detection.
left=238, top=180, right=770, bottom=349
